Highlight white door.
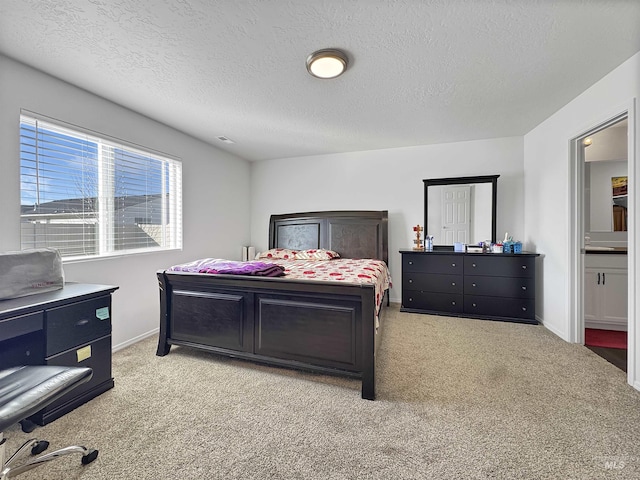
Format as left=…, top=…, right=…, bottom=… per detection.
left=441, top=186, right=470, bottom=244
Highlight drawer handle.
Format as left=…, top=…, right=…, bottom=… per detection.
left=451, top=282, right=456, bottom=286
left=409, top=297, right=413, bottom=302
left=472, top=263, right=476, bottom=267
left=522, top=265, right=527, bottom=269
left=522, top=307, right=527, bottom=311
left=451, top=263, right=456, bottom=267
left=521, top=286, right=527, bottom=290
left=75, top=319, right=90, bottom=327
left=408, top=261, right=413, bottom=265
left=451, top=301, right=456, bottom=305
left=472, top=283, right=477, bottom=287
left=472, top=303, right=477, bottom=307
left=409, top=279, right=413, bottom=283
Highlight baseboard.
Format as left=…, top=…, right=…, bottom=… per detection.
left=540, top=318, right=569, bottom=342
left=113, top=328, right=158, bottom=353
left=585, top=321, right=627, bottom=332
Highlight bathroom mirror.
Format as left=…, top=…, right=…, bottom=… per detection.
left=423, top=175, right=499, bottom=246
left=583, top=118, right=628, bottom=235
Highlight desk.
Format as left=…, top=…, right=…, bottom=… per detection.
left=0, top=283, right=118, bottom=425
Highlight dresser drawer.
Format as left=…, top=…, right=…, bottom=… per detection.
left=403, top=273, right=463, bottom=294
left=45, top=295, right=112, bottom=356
left=464, top=255, right=534, bottom=278
left=464, top=276, right=535, bottom=299
left=464, top=295, right=535, bottom=320
left=403, top=291, right=463, bottom=313
left=403, top=254, right=463, bottom=275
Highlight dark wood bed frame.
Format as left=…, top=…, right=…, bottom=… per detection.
left=156, top=210, right=389, bottom=400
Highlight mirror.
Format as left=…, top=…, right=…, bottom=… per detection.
left=583, top=118, right=628, bottom=234
left=424, top=175, right=499, bottom=246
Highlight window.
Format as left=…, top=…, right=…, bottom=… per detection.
left=20, top=113, right=182, bottom=259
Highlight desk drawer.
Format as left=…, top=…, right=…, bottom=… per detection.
left=0, top=311, right=43, bottom=342
left=43, top=334, right=112, bottom=411
left=0, top=331, right=44, bottom=369
left=46, top=295, right=112, bottom=356
left=403, top=273, right=463, bottom=294
left=403, top=291, right=463, bottom=313
left=464, top=276, right=535, bottom=299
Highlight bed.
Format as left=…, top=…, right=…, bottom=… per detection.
left=156, top=210, right=389, bottom=400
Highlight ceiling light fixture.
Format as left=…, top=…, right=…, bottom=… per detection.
left=306, top=49, right=348, bottom=79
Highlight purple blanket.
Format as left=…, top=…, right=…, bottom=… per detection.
left=168, top=258, right=285, bottom=277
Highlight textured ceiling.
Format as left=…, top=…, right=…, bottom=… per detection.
left=1, top=0, right=639, bottom=161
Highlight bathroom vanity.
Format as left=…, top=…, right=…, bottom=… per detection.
left=583, top=249, right=627, bottom=331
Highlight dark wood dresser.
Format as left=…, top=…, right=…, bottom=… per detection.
left=400, top=250, right=539, bottom=324
left=0, top=283, right=118, bottom=425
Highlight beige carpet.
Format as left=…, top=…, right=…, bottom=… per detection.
left=5, top=304, right=640, bottom=479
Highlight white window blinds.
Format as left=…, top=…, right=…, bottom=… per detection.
left=20, top=113, right=182, bottom=259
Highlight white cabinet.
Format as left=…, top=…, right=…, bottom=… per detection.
left=584, top=254, right=627, bottom=330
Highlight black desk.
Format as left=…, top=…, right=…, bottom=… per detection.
left=0, top=283, right=118, bottom=425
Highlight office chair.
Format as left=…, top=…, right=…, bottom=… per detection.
left=0, top=366, right=98, bottom=479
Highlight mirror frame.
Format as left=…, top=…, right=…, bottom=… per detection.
left=423, top=174, right=499, bottom=246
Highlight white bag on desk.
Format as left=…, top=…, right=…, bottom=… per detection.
left=0, top=248, right=64, bottom=300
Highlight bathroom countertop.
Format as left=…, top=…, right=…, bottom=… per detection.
left=582, top=246, right=627, bottom=254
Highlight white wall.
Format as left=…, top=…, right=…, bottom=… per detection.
left=250, top=137, right=524, bottom=303
left=523, top=50, right=639, bottom=388
left=0, top=55, right=252, bottom=349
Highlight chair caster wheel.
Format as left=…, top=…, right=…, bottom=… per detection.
left=82, top=449, right=99, bottom=465
left=20, top=419, right=37, bottom=433
left=31, top=440, right=50, bottom=455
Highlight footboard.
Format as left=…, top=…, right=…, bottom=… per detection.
left=157, top=271, right=378, bottom=399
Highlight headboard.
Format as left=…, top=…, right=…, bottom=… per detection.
left=269, top=210, right=388, bottom=265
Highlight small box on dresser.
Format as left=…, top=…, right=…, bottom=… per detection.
left=400, top=250, right=539, bottom=324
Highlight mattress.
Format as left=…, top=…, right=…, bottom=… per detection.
left=168, top=257, right=391, bottom=315
left=264, top=258, right=391, bottom=312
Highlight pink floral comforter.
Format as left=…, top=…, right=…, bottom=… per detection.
left=264, top=258, right=391, bottom=312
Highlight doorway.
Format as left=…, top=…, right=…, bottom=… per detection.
left=583, top=118, right=628, bottom=370
left=570, top=107, right=636, bottom=384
